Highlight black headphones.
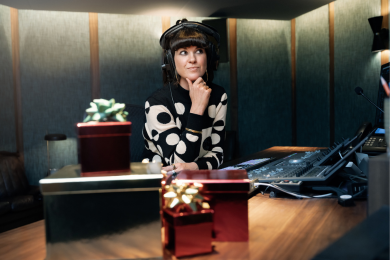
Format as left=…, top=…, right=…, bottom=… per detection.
left=160, top=21, right=221, bottom=82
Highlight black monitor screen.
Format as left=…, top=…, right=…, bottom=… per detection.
left=375, top=62, right=389, bottom=128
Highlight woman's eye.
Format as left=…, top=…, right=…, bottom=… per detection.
left=196, top=49, right=204, bottom=54
left=179, top=51, right=187, bottom=55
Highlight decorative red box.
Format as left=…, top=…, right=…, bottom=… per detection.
left=163, top=208, right=213, bottom=258
left=176, top=170, right=250, bottom=241
left=77, top=122, right=131, bottom=175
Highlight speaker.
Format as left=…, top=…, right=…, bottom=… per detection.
left=202, top=18, right=229, bottom=63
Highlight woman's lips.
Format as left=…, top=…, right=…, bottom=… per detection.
left=187, top=67, right=199, bottom=71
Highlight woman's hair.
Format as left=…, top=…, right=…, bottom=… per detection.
left=163, top=19, right=215, bottom=85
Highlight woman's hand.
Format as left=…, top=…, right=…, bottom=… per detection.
left=162, top=162, right=199, bottom=175
left=187, top=77, right=212, bottom=115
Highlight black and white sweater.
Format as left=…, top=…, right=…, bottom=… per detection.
left=142, top=83, right=228, bottom=170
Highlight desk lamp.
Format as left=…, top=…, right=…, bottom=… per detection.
left=44, top=133, right=67, bottom=175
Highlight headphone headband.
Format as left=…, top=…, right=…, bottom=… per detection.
left=160, top=21, right=221, bottom=84
left=159, top=21, right=220, bottom=50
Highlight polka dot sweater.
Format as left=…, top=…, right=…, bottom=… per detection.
left=142, top=83, right=228, bottom=170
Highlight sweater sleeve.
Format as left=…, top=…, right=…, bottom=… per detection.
left=195, top=93, right=228, bottom=170
left=143, top=100, right=204, bottom=165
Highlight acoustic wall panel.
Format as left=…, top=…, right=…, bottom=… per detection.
left=334, top=0, right=381, bottom=141
left=0, top=5, right=16, bottom=152
left=296, top=5, right=330, bottom=147
left=99, top=14, right=162, bottom=106
left=19, top=10, right=91, bottom=185
left=169, top=16, right=231, bottom=130
left=237, top=19, right=291, bottom=157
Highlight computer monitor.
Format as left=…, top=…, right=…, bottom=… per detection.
left=375, top=62, right=389, bottom=128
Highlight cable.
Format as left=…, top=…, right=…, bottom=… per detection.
left=313, top=193, right=333, bottom=198
left=352, top=187, right=367, bottom=198
left=347, top=174, right=367, bottom=181
left=261, top=186, right=269, bottom=196
left=254, top=183, right=312, bottom=199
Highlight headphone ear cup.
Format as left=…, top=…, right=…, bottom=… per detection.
left=208, top=43, right=219, bottom=71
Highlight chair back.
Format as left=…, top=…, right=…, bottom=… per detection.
left=0, top=152, right=29, bottom=199
left=125, top=104, right=145, bottom=162
left=224, top=131, right=238, bottom=163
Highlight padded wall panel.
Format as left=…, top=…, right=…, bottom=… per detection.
left=296, top=5, right=330, bottom=147
left=0, top=5, right=16, bottom=152
left=237, top=19, right=291, bottom=157
left=19, top=10, right=91, bottom=185
left=334, top=0, right=381, bottom=140
left=170, top=17, right=231, bottom=131
left=99, top=14, right=162, bottom=106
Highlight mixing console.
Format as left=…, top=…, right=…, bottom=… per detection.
left=247, top=137, right=357, bottom=185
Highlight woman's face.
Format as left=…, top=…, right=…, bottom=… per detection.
left=174, top=46, right=207, bottom=82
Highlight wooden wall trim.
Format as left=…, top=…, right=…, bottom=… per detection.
left=10, top=7, right=24, bottom=155
left=228, top=18, right=238, bottom=157
left=162, top=17, right=170, bottom=33
left=291, top=19, right=297, bottom=146
left=381, top=0, right=389, bottom=65
left=89, top=13, right=100, bottom=100
left=329, top=2, right=335, bottom=145
left=228, top=18, right=238, bottom=131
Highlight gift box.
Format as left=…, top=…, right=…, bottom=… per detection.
left=77, top=121, right=131, bottom=175
left=163, top=208, right=214, bottom=257
left=176, top=170, right=250, bottom=241
left=39, top=163, right=163, bottom=260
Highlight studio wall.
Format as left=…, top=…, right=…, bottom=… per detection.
left=296, top=5, right=330, bottom=147
left=19, top=10, right=91, bottom=185
left=334, top=0, right=381, bottom=140
left=0, top=0, right=386, bottom=185
left=99, top=14, right=162, bottom=106
left=237, top=19, right=292, bottom=157
left=0, top=4, right=16, bottom=152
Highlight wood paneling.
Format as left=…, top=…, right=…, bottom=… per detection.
left=381, top=0, right=389, bottom=65
left=162, top=16, right=170, bottom=33
left=229, top=19, right=237, bottom=132
left=228, top=18, right=238, bottom=158
left=89, top=13, right=100, bottom=100
left=329, top=2, right=335, bottom=145
left=10, top=7, right=23, bottom=156
left=291, top=19, right=297, bottom=146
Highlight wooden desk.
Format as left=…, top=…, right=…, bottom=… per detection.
left=0, top=147, right=367, bottom=260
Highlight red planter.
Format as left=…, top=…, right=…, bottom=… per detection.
left=163, top=208, right=213, bottom=258
left=77, top=122, right=131, bottom=175
left=176, top=170, right=250, bottom=241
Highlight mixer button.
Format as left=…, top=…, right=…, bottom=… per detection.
left=283, top=180, right=289, bottom=183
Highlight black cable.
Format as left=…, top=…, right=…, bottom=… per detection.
left=352, top=186, right=367, bottom=198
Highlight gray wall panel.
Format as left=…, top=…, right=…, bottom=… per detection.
left=19, top=10, right=91, bottom=185
left=99, top=14, right=162, bottom=106
left=0, top=5, right=16, bottom=152
left=296, top=5, right=330, bottom=147
left=237, top=19, right=291, bottom=157
left=334, top=0, right=381, bottom=141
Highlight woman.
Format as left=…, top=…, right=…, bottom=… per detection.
left=142, top=19, right=228, bottom=174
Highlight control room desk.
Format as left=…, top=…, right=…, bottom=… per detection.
left=0, top=147, right=367, bottom=260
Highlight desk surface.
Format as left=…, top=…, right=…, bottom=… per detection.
left=0, top=147, right=367, bottom=260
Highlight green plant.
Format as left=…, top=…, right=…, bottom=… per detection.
left=83, top=99, right=128, bottom=122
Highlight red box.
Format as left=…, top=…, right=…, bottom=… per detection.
left=163, top=208, right=213, bottom=258
left=77, top=122, right=131, bottom=175
left=176, top=170, right=250, bottom=241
